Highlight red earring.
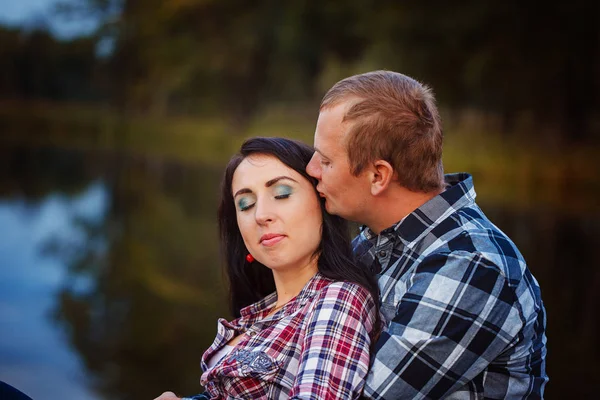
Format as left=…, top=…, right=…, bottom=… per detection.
left=246, top=254, right=254, bottom=263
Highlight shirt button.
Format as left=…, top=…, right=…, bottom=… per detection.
left=378, top=250, right=387, bottom=258
left=247, top=330, right=256, bottom=337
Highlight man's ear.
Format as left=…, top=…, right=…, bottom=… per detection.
left=369, top=160, right=395, bottom=196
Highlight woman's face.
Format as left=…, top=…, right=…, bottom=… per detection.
left=231, top=154, right=323, bottom=272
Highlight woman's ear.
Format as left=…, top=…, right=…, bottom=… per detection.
left=369, top=160, right=394, bottom=196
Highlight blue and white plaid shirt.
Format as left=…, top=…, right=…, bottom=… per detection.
left=354, top=173, right=548, bottom=399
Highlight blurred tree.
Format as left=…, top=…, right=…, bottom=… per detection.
left=0, top=26, right=99, bottom=101
left=70, top=0, right=373, bottom=125
left=361, top=0, right=599, bottom=143
left=1, top=0, right=597, bottom=140
left=0, top=146, right=95, bottom=200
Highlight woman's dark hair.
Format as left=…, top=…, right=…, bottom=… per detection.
left=218, top=137, right=381, bottom=339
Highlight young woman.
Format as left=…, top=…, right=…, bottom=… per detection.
left=156, top=137, right=380, bottom=399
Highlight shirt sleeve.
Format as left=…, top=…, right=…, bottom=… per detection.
left=363, top=251, right=524, bottom=399
left=290, top=282, right=376, bottom=400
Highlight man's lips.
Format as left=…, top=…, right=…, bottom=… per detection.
left=260, top=233, right=286, bottom=246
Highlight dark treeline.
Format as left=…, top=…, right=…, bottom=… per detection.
left=1, top=0, right=598, bottom=141
left=0, top=27, right=102, bottom=101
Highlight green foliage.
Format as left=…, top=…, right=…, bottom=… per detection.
left=1, top=0, right=598, bottom=139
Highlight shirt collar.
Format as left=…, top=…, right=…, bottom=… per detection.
left=360, top=173, right=476, bottom=248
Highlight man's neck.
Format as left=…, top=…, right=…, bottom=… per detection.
left=365, top=186, right=444, bottom=235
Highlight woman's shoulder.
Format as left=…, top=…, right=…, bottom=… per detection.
left=306, top=280, right=377, bottom=330
left=314, top=280, right=374, bottom=306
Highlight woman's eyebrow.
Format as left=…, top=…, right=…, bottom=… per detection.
left=265, top=176, right=298, bottom=187
left=233, top=176, right=298, bottom=197
left=233, top=188, right=252, bottom=198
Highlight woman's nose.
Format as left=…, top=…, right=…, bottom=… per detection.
left=254, top=198, right=275, bottom=225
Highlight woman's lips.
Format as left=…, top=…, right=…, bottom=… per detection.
left=260, top=235, right=285, bottom=247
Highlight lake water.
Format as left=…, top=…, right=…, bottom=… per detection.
left=0, top=144, right=598, bottom=399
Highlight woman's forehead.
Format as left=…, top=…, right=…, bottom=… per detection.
left=231, top=154, right=305, bottom=190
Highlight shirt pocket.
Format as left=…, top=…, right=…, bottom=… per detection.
left=230, top=348, right=281, bottom=379
left=217, top=349, right=282, bottom=399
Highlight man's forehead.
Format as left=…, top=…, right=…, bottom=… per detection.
left=320, top=95, right=362, bottom=114
left=316, top=108, right=352, bottom=147
left=319, top=101, right=351, bottom=124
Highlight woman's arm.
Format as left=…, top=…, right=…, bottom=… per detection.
left=289, top=282, right=376, bottom=400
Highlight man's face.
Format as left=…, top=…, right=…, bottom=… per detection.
left=306, top=103, right=371, bottom=222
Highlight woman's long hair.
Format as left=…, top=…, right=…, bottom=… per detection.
left=218, top=137, right=381, bottom=339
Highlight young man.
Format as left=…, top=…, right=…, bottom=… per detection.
left=306, top=70, right=548, bottom=399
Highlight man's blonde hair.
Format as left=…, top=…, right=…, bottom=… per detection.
left=321, top=70, right=444, bottom=192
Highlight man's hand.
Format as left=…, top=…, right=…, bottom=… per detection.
left=153, top=391, right=180, bottom=400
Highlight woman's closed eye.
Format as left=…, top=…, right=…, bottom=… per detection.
left=237, top=196, right=255, bottom=211
left=236, top=185, right=293, bottom=212
left=273, top=184, right=293, bottom=199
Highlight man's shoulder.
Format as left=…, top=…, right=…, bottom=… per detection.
left=390, top=202, right=530, bottom=290
left=429, top=203, right=525, bottom=264
left=413, top=205, right=544, bottom=311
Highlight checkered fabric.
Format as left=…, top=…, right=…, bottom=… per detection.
left=355, top=173, right=548, bottom=399
left=200, top=273, right=376, bottom=399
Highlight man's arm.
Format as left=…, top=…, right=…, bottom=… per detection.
left=363, top=251, right=523, bottom=399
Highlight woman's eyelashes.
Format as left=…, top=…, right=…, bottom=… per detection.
left=237, top=185, right=294, bottom=211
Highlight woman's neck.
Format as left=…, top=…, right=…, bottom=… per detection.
left=271, top=259, right=319, bottom=306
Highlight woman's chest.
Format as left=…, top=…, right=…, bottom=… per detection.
left=204, top=312, right=308, bottom=398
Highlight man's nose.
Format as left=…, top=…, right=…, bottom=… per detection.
left=306, top=153, right=321, bottom=179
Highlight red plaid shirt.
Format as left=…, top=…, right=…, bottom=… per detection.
left=200, top=273, right=376, bottom=399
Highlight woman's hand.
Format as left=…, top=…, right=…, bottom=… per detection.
left=153, top=391, right=211, bottom=400
left=153, top=391, right=181, bottom=400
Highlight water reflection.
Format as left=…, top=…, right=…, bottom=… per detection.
left=0, top=145, right=598, bottom=399
left=0, top=184, right=105, bottom=400
left=1, top=146, right=230, bottom=399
